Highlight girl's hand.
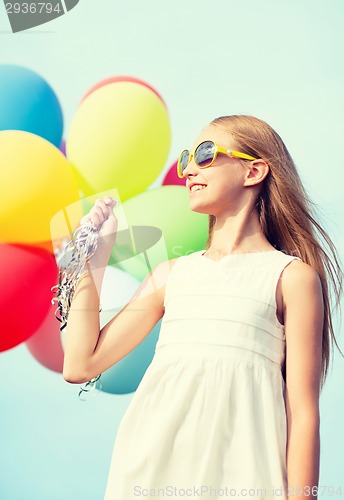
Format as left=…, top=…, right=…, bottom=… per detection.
left=80, top=196, right=119, bottom=266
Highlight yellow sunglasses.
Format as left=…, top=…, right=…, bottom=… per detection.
left=177, top=140, right=258, bottom=178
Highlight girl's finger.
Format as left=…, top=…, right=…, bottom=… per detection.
left=91, top=211, right=103, bottom=228
left=95, top=199, right=108, bottom=218
left=80, top=215, right=91, bottom=225
left=104, top=196, right=114, bottom=205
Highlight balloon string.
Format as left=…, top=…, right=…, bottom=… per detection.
left=128, top=224, right=137, bottom=255
left=51, top=221, right=103, bottom=400
left=78, top=374, right=102, bottom=401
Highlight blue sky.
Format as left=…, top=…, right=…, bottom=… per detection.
left=2, top=0, right=343, bottom=229
left=0, top=1, right=343, bottom=498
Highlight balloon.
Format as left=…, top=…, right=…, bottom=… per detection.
left=162, top=159, right=186, bottom=186
left=26, top=302, right=64, bottom=373
left=0, top=131, right=81, bottom=244
left=0, top=64, right=63, bottom=147
left=108, top=185, right=209, bottom=280
left=24, top=240, right=55, bottom=254
left=0, top=244, right=58, bottom=352
left=66, top=82, right=171, bottom=200
left=81, top=75, right=166, bottom=108
left=99, top=320, right=161, bottom=395
left=59, top=138, right=66, bottom=156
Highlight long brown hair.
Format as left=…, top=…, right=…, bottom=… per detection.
left=207, top=115, right=343, bottom=391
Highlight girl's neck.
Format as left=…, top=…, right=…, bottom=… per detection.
left=208, top=208, right=274, bottom=255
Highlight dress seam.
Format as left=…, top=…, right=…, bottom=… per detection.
left=165, top=293, right=278, bottom=309
left=162, top=317, right=285, bottom=340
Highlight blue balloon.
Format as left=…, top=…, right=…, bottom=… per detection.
left=0, top=64, right=63, bottom=147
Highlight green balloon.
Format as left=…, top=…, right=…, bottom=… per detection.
left=108, top=185, right=208, bottom=280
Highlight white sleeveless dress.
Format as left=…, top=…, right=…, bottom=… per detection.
left=104, top=249, right=301, bottom=500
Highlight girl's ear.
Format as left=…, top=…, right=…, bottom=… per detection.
left=243, top=159, right=269, bottom=187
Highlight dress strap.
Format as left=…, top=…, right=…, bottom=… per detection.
left=265, top=253, right=302, bottom=324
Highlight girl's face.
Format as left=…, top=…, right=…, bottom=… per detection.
left=183, top=125, right=252, bottom=217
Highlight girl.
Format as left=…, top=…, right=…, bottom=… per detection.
left=63, top=115, right=343, bottom=500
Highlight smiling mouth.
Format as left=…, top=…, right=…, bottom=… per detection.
left=190, top=185, right=207, bottom=193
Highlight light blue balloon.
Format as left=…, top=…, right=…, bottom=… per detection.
left=0, top=64, right=63, bottom=147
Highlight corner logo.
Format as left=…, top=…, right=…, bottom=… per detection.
left=4, top=0, right=79, bottom=33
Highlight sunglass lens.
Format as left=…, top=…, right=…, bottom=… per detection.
left=179, top=150, right=190, bottom=175
left=195, top=141, right=216, bottom=167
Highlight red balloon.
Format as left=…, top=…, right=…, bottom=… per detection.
left=162, top=160, right=186, bottom=187
left=26, top=302, right=64, bottom=373
left=80, top=75, right=166, bottom=107
left=0, top=244, right=58, bottom=352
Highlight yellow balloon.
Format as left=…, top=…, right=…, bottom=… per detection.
left=66, top=82, right=171, bottom=201
left=0, top=131, right=81, bottom=243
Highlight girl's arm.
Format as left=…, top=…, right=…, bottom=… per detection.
left=61, top=195, right=177, bottom=384
left=281, top=260, right=324, bottom=499
left=63, top=257, right=176, bottom=384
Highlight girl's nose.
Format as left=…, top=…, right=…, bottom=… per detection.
left=182, top=157, right=198, bottom=178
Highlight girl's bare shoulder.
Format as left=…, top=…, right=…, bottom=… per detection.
left=151, top=256, right=181, bottom=286
left=280, top=259, right=322, bottom=301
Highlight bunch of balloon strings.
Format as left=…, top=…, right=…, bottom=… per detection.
left=51, top=221, right=103, bottom=401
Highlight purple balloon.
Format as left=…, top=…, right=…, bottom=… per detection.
left=59, top=139, right=66, bottom=156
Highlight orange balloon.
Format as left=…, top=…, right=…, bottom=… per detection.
left=24, top=239, right=54, bottom=254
